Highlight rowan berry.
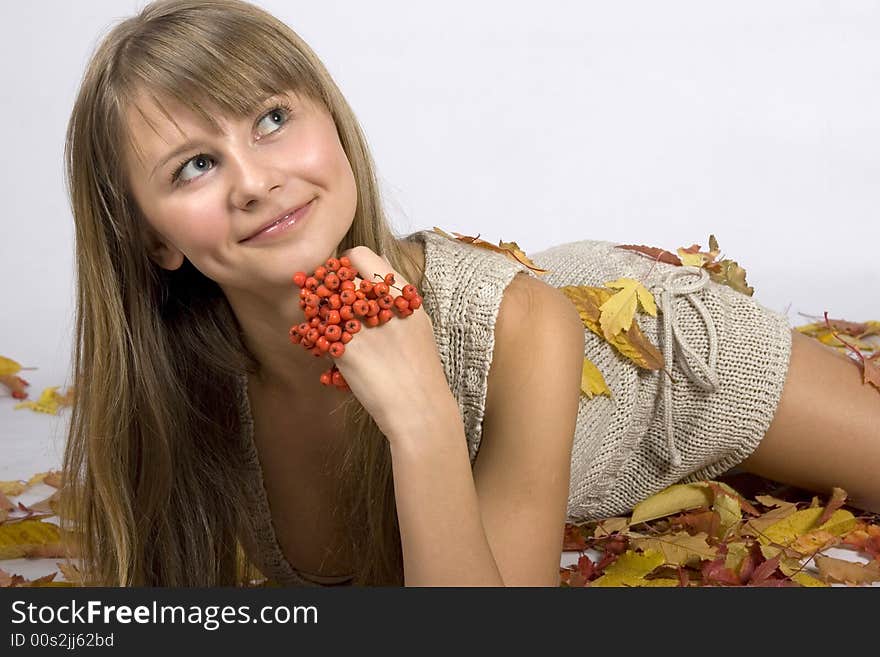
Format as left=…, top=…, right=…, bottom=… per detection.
left=320, top=371, right=332, bottom=386
left=327, top=294, right=342, bottom=310
left=314, top=265, right=327, bottom=280
left=352, top=299, right=370, bottom=317
left=324, top=272, right=340, bottom=291
left=344, top=319, right=361, bottom=334
left=293, top=271, right=308, bottom=287
left=401, top=284, right=417, bottom=300
left=304, top=306, right=319, bottom=319
left=384, top=273, right=395, bottom=286
left=326, top=310, right=341, bottom=325
left=377, top=293, right=394, bottom=310
left=305, top=276, right=319, bottom=291
left=340, top=305, right=354, bottom=321
left=373, top=282, right=389, bottom=297
left=325, top=257, right=340, bottom=272
left=393, top=296, right=409, bottom=312
left=366, top=300, right=380, bottom=317
left=409, top=295, right=422, bottom=310
left=340, top=331, right=353, bottom=344
left=378, top=309, right=393, bottom=324
left=331, top=368, right=346, bottom=386
left=339, top=256, right=351, bottom=268
left=325, top=324, right=342, bottom=341
left=329, top=342, right=345, bottom=358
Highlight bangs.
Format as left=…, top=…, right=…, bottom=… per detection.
left=113, top=11, right=325, bottom=169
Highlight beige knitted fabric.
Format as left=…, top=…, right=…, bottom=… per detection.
left=236, top=228, right=793, bottom=584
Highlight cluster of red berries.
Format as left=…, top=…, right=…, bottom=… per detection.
left=289, top=255, right=424, bottom=391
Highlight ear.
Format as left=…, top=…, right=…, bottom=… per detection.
left=142, top=224, right=185, bottom=271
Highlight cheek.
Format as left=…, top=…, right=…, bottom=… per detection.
left=169, top=201, right=229, bottom=250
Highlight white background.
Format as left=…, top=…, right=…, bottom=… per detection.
left=1, top=1, right=878, bottom=582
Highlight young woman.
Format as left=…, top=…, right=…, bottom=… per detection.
left=60, top=0, right=880, bottom=587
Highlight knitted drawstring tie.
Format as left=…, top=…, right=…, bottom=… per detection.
left=649, top=266, right=721, bottom=468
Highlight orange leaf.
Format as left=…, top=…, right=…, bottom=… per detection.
left=431, top=227, right=550, bottom=274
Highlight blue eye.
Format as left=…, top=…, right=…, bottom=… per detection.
left=169, top=101, right=294, bottom=186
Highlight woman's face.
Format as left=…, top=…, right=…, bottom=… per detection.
left=123, top=88, right=358, bottom=294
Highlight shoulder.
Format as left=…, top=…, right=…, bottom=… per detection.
left=486, top=272, right=585, bottom=416
left=495, top=272, right=584, bottom=351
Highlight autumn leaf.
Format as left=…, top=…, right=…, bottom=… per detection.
left=580, top=357, right=611, bottom=399
left=599, top=278, right=658, bottom=341
left=0, top=355, right=22, bottom=377
left=14, top=385, right=75, bottom=415
left=589, top=549, right=666, bottom=587
left=431, top=227, right=550, bottom=275
left=0, top=519, right=68, bottom=560
left=559, top=285, right=665, bottom=371
left=629, top=531, right=717, bottom=567
left=708, top=259, right=754, bottom=297
left=814, top=554, right=880, bottom=585
left=614, top=243, right=682, bottom=266
left=815, top=486, right=848, bottom=527
left=614, top=235, right=755, bottom=296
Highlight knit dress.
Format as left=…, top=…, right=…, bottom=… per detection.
left=236, top=228, right=793, bottom=586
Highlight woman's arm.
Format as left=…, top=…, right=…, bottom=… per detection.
left=388, top=273, right=585, bottom=586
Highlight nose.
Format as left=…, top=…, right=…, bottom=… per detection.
left=228, top=147, right=285, bottom=210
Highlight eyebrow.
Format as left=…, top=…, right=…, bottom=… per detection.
left=148, top=94, right=289, bottom=182
left=150, top=140, right=210, bottom=181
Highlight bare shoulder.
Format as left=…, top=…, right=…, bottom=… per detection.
left=487, top=271, right=585, bottom=412
left=495, top=272, right=584, bottom=345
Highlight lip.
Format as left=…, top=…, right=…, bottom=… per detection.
left=240, top=198, right=315, bottom=243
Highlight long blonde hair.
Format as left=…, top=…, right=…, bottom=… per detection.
left=61, top=0, right=438, bottom=586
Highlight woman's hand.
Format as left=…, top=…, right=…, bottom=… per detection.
left=331, top=246, right=461, bottom=442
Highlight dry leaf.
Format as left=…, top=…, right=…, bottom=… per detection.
left=629, top=531, right=717, bottom=567
left=0, top=519, right=66, bottom=559
left=14, top=385, right=75, bottom=415
left=599, top=278, right=658, bottom=341
left=559, top=285, right=665, bottom=371
left=814, top=554, right=880, bottom=585
left=0, top=355, right=22, bottom=377
left=590, top=549, right=665, bottom=586
left=580, top=357, right=611, bottom=399
left=431, top=227, right=550, bottom=274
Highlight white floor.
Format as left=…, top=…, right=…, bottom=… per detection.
left=2, top=398, right=875, bottom=587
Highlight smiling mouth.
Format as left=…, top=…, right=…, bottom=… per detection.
left=241, top=199, right=315, bottom=242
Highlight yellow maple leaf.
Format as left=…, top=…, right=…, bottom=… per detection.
left=14, top=386, right=74, bottom=415
left=580, top=357, right=611, bottom=399
left=628, top=531, right=717, bottom=567
left=677, top=249, right=707, bottom=268
left=559, top=285, right=665, bottom=372
left=590, top=549, right=665, bottom=586
left=0, top=481, right=28, bottom=496
left=0, top=355, right=22, bottom=377
left=759, top=508, right=857, bottom=548
left=598, top=278, right=657, bottom=341
left=0, top=519, right=65, bottom=560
